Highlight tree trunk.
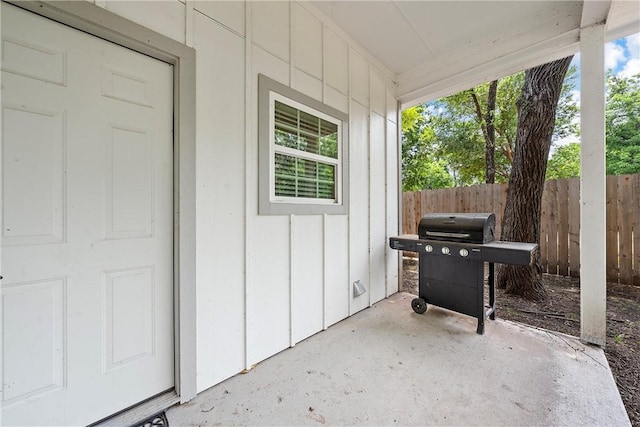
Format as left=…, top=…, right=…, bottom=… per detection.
left=497, top=56, right=573, bottom=301
left=469, top=80, right=498, bottom=184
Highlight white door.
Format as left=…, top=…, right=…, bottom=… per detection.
left=1, top=4, right=175, bottom=425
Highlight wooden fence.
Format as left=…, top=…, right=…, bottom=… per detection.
left=402, top=174, right=640, bottom=286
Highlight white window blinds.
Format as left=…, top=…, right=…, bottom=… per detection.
left=273, top=99, right=340, bottom=201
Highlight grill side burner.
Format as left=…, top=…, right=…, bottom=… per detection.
left=390, top=213, right=537, bottom=334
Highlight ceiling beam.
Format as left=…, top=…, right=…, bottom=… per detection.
left=397, top=29, right=581, bottom=108
left=580, top=0, right=612, bottom=28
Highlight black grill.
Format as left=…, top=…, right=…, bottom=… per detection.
left=418, top=212, right=495, bottom=243
left=390, top=213, right=538, bottom=334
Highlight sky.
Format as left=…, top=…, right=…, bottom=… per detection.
left=556, top=32, right=639, bottom=147
left=605, top=33, right=640, bottom=78
left=568, top=32, right=640, bottom=105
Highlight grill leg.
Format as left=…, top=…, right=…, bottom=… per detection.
left=488, top=262, right=496, bottom=320
left=476, top=261, right=485, bottom=335
left=478, top=263, right=496, bottom=334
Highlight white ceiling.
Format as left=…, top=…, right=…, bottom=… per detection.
left=310, top=0, right=640, bottom=107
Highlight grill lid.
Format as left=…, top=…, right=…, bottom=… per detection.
left=418, top=213, right=496, bottom=243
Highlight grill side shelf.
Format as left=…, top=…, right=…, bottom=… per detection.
left=389, top=235, right=538, bottom=266
left=481, top=241, right=538, bottom=265
left=389, top=235, right=425, bottom=252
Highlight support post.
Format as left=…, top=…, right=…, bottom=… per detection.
left=579, top=23, right=607, bottom=346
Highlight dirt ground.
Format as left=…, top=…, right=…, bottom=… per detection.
left=401, top=258, right=640, bottom=426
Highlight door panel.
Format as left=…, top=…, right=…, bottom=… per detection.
left=2, top=105, right=65, bottom=245
left=1, top=4, right=175, bottom=425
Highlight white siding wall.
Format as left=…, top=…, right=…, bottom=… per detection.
left=348, top=100, right=371, bottom=315
left=192, top=9, right=247, bottom=389
left=90, top=0, right=400, bottom=394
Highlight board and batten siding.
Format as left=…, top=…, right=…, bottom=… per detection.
left=87, top=0, right=400, bottom=394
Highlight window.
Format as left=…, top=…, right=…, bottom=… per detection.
left=259, top=74, right=349, bottom=215
left=273, top=98, right=339, bottom=201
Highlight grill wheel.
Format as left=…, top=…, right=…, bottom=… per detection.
left=411, top=298, right=428, bottom=314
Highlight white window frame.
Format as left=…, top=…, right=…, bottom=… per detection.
left=259, top=74, right=349, bottom=215
left=269, top=92, right=342, bottom=205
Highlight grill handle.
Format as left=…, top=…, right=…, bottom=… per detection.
left=425, top=231, right=472, bottom=240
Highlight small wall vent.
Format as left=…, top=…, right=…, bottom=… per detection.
left=353, top=280, right=367, bottom=297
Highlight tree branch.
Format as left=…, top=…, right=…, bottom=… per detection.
left=485, top=80, right=498, bottom=183
left=469, top=90, right=489, bottom=140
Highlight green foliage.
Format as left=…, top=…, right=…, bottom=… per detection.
left=606, top=73, right=640, bottom=175
left=401, top=67, right=579, bottom=187
left=403, top=158, right=454, bottom=191
left=401, top=107, right=454, bottom=191
left=430, top=111, right=488, bottom=185
left=401, top=66, right=640, bottom=190
left=554, top=66, right=580, bottom=141
left=546, top=143, right=580, bottom=180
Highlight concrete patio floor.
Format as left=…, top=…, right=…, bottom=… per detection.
left=167, top=292, right=630, bottom=426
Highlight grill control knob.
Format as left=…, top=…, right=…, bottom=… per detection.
left=425, top=245, right=433, bottom=253
left=459, top=248, right=469, bottom=257
left=441, top=246, right=450, bottom=255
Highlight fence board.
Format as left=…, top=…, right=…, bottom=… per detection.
left=462, top=187, right=468, bottom=212
left=450, top=187, right=458, bottom=212
left=568, top=178, right=580, bottom=278
left=401, top=174, right=639, bottom=286
left=428, top=190, right=437, bottom=216
left=465, top=186, right=474, bottom=212
left=618, top=175, right=633, bottom=285
left=485, top=185, right=492, bottom=232
left=606, top=176, right=619, bottom=282
left=444, top=188, right=452, bottom=211
left=416, top=191, right=423, bottom=230
left=498, top=183, right=508, bottom=239
left=404, top=192, right=416, bottom=234
left=496, top=184, right=504, bottom=236
left=540, top=183, right=549, bottom=272
left=416, top=191, right=423, bottom=229
left=557, top=179, right=569, bottom=276
left=452, top=187, right=457, bottom=211
left=417, top=191, right=423, bottom=227
left=403, top=193, right=408, bottom=231
left=410, top=192, right=416, bottom=232
left=633, top=175, right=640, bottom=286
left=547, top=180, right=559, bottom=275
left=469, top=185, right=479, bottom=212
